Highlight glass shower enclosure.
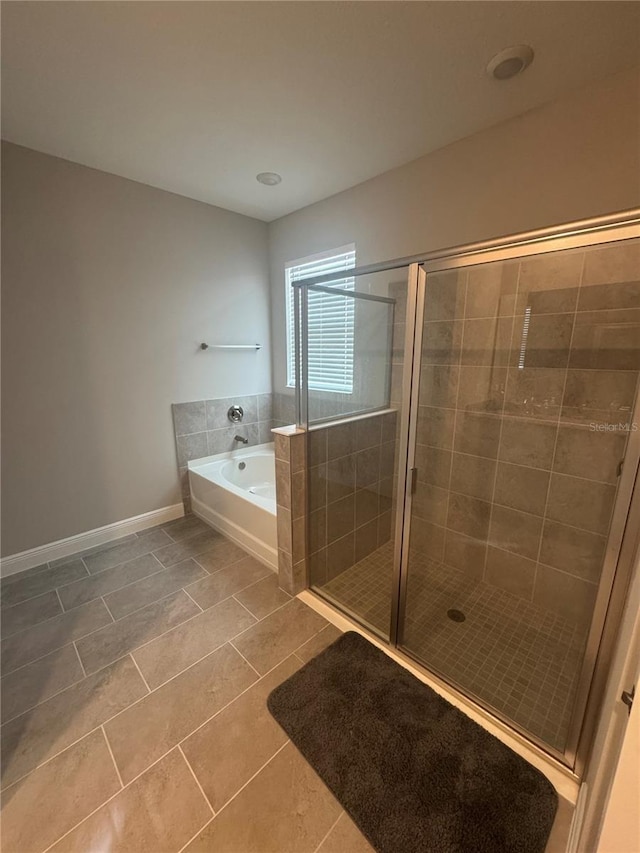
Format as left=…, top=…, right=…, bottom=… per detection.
left=293, top=211, right=640, bottom=774
left=293, top=272, right=406, bottom=639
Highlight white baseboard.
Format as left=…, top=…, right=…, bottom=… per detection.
left=0, top=504, right=185, bottom=578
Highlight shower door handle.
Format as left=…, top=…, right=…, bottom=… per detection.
left=621, top=685, right=635, bottom=715
left=410, top=468, right=418, bottom=494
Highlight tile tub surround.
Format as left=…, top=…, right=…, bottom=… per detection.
left=410, top=241, right=640, bottom=631
left=172, top=393, right=277, bottom=512
left=0, top=514, right=370, bottom=853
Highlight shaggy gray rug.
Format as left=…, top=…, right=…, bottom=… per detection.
left=268, top=631, right=558, bottom=853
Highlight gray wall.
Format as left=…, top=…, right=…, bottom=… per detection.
left=268, top=68, right=640, bottom=394
left=1, top=143, right=270, bottom=555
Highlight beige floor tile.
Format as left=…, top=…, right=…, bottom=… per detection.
left=133, top=597, right=256, bottom=689
left=152, top=529, right=223, bottom=567
left=186, top=556, right=272, bottom=610
left=58, top=553, right=165, bottom=611
left=1, top=599, right=113, bottom=674
left=1, top=644, right=84, bottom=722
left=194, top=538, right=250, bottom=573
left=295, top=624, right=344, bottom=664
left=0, top=729, right=121, bottom=853
left=1, top=562, right=49, bottom=589
left=182, top=655, right=301, bottom=810
left=183, top=742, right=341, bottom=853
left=234, top=573, right=291, bottom=619
left=103, top=558, right=207, bottom=620
left=1, top=656, right=147, bottom=789
left=316, top=812, right=376, bottom=853
left=1, top=560, right=87, bottom=608
left=84, top=529, right=173, bottom=574
left=48, top=748, right=211, bottom=853
left=1, top=590, right=62, bottom=639
left=76, top=589, right=200, bottom=674
left=105, top=643, right=257, bottom=783
left=0, top=516, right=573, bottom=853
left=232, top=599, right=328, bottom=674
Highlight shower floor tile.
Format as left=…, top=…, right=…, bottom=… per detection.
left=320, top=545, right=393, bottom=637
left=318, top=542, right=588, bottom=753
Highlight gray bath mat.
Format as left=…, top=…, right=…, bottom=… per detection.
left=267, top=631, right=557, bottom=853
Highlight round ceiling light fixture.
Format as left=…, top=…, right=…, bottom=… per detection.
left=256, top=172, right=282, bottom=186
left=486, top=45, right=534, bottom=80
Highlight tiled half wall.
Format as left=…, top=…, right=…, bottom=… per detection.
left=307, top=411, right=398, bottom=589
left=273, top=411, right=398, bottom=596
left=273, top=427, right=307, bottom=595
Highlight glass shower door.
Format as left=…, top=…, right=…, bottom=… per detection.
left=300, top=271, right=409, bottom=640
left=397, top=238, right=640, bottom=761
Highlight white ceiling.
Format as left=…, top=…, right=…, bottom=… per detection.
left=2, top=1, right=639, bottom=222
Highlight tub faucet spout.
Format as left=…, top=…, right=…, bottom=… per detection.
left=234, top=434, right=249, bottom=445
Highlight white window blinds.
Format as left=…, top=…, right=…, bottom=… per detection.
left=286, top=246, right=356, bottom=394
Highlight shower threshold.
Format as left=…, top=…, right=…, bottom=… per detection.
left=298, top=584, right=580, bottom=808
left=312, top=541, right=589, bottom=759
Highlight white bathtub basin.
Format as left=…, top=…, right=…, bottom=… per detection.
left=188, top=442, right=277, bottom=569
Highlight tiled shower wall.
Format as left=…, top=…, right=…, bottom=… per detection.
left=172, top=394, right=278, bottom=511
left=410, top=239, right=640, bottom=631
left=307, top=410, right=398, bottom=588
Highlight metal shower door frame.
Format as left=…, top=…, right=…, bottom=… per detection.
left=390, top=212, right=640, bottom=775
left=293, top=280, right=397, bottom=430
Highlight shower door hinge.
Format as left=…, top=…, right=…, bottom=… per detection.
left=621, top=684, right=635, bottom=715
left=410, top=468, right=418, bottom=494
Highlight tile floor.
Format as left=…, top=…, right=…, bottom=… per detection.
left=320, top=542, right=587, bottom=752
left=320, top=543, right=393, bottom=637
left=1, top=516, right=572, bottom=852
left=0, top=516, right=367, bottom=852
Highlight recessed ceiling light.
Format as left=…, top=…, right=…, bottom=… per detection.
left=486, top=45, right=534, bottom=81
left=256, top=172, right=282, bottom=186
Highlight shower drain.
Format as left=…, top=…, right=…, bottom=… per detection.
left=447, top=609, right=466, bottom=623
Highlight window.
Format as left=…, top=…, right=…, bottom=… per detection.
left=285, top=245, right=356, bottom=393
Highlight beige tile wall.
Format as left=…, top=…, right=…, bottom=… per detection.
left=306, top=411, right=398, bottom=588
left=274, top=428, right=307, bottom=595
left=410, top=239, right=640, bottom=630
